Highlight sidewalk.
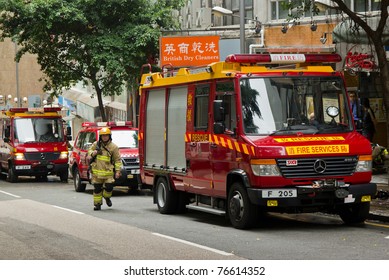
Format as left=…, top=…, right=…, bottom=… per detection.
left=369, top=172, right=389, bottom=222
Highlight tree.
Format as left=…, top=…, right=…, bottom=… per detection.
left=0, top=0, right=183, bottom=121
left=283, top=0, right=389, bottom=144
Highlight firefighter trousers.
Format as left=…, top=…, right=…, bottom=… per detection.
left=93, top=183, right=114, bottom=206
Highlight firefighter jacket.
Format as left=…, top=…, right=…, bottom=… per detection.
left=88, top=140, right=122, bottom=182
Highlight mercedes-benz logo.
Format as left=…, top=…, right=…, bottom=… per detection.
left=40, top=153, right=46, bottom=160
left=313, top=159, right=326, bottom=173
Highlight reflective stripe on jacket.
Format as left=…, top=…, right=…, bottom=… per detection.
left=88, top=140, right=122, bottom=179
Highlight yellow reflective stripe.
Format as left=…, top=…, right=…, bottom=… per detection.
left=96, top=155, right=111, bottom=162
left=115, top=162, right=122, bottom=169
left=93, top=169, right=114, bottom=176
left=103, top=190, right=112, bottom=198
left=93, top=192, right=102, bottom=204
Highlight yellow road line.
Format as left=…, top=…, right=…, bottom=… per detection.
left=365, top=221, right=389, bottom=229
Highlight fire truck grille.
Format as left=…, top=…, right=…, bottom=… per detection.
left=122, top=158, right=139, bottom=166
left=276, top=156, right=358, bottom=178
left=24, top=152, right=60, bottom=161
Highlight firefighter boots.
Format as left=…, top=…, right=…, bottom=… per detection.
left=105, top=197, right=112, bottom=207
left=94, top=204, right=101, bottom=211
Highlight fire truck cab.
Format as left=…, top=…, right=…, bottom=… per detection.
left=0, top=107, right=71, bottom=182
left=138, top=53, right=377, bottom=229
left=69, top=121, right=141, bottom=193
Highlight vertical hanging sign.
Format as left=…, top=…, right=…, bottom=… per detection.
left=160, top=36, right=220, bottom=67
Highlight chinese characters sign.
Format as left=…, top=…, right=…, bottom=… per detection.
left=160, top=36, right=220, bottom=67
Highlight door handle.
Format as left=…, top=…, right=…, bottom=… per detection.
left=190, top=142, right=197, bottom=147
left=210, top=143, right=218, bottom=148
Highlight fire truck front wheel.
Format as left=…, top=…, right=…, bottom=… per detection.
left=7, top=163, right=18, bottom=183
left=73, top=167, right=86, bottom=192
left=228, top=182, right=259, bottom=229
left=155, top=176, right=178, bottom=214
left=337, top=202, right=370, bottom=224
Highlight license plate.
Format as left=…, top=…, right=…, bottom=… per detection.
left=127, top=175, right=133, bottom=179
left=15, top=165, right=31, bottom=170
left=262, top=189, right=297, bottom=198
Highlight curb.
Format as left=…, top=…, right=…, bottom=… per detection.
left=368, top=213, right=389, bottom=223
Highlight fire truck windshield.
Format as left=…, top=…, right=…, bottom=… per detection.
left=14, top=118, right=64, bottom=143
left=111, top=130, right=138, bottom=148
left=240, top=76, right=353, bottom=135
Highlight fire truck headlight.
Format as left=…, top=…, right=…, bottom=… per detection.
left=14, top=153, right=25, bottom=161
left=355, top=160, right=372, bottom=172
left=250, top=159, right=281, bottom=176
left=59, top=151, right=69, bottom=160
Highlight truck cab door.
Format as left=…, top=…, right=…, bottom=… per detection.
left=186, top=84, right=213, bottom=195
left=211, top=83, right=238, bottom=197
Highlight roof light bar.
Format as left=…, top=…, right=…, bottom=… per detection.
left=225, top=54, right=342, bottom=64
left=43, top=107, right=61, bottom=112
left=107, top=121, right=133, bottom=127
left=82, top=122, right=97, bottom=127
left=82, top=121, right=133, bottom=128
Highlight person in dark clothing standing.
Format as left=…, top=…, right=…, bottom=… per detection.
left=361, top=98, right=376, bottom=142
left=349, top=91, right=362, bottom=129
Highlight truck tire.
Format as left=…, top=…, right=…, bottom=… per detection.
left=7, top=164, right=18, bottom=183
left=156, top=177, right=178, bottom=214
left=227, top=182, right=258, bottom=229
left=59, top=171, right=68, bottom=183
left=338, top=202, right=370, bottom=224
left=73, top=167, right=86, bottom=192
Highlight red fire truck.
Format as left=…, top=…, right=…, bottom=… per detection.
left=0, top=107, right=71, bottom=182
left=138, top=53, right=377, bottom=229
left=69, top=121, right=141, bottom=193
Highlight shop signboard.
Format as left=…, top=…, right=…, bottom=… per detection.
left=160, top=35, right=220, bottom=67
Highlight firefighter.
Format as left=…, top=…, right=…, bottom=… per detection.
left=88, top=127, right=122, bottom=210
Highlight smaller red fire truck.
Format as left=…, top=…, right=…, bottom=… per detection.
left=138, top=53, right=377, bottom=229
left=69, top=121, right=141, bottom=193
left=0, top=107, right=71, bottom=182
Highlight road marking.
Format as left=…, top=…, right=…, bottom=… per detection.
left=0, top=190, right=21, bottom=198
left=152, top=232, right=234, bottom=256
left=51, top=205, right=84, bottom=215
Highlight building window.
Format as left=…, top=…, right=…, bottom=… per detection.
left=224, top=0, right=253, bottom=25
left=271, top=0, right=288, bottom=20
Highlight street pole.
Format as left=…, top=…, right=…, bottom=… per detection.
left=239, top=0, right=245, bottom=54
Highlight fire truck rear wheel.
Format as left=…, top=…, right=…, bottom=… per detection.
left=337, top=202, right=370, bottom=224
left=156, top=176, right=178, bottom=214
left=228, top=182, right=258, bottom=229
left=73, top=167, right=86, bottom=192
left=7, top=164, right=18, bottom=183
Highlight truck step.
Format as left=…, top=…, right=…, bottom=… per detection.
left=186, top=204, right=226, bottom=216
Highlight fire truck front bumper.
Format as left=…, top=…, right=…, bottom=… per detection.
left=114, top=167, right=141, bottom=187
left=13, top=162, right=69, bottom=176
left=247, top=183, right=377, bottom=209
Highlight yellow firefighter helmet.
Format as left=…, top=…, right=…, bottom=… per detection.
left=99, top=127, right=111, bottom=135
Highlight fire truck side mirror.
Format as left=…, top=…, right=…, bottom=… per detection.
left=213, top=100, right=224, bottom=122
left=213, top=123, right=224, bottom=134
left=66, top=126, right=72, bottom=136
left=213, top=100, right=225, bottom=134
left=4, top=127, right=10, bottom=138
